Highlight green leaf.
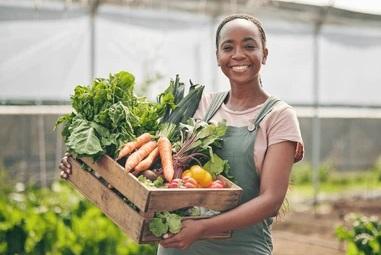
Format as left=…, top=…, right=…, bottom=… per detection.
left=67, top=118, right=103, bottom=156
left=203, top=154, right=227, bottom=179
left=167, top=214, right=182, bottom=234
left=149, top=218, right=168, bottom=237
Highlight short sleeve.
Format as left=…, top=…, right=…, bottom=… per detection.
left=267, top=106, right=303, bottom=146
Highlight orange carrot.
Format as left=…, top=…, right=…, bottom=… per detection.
left=134, top=147, right=159, bottom=173
left=117, top=133, right=152, bottom=160
left=125, top=141, right=157, bottom=172
left=158, top=136, right=174, bottom=182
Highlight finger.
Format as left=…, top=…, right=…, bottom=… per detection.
left=62, top=158, right=72, bottom=170
left=60, top=171, right=68, bottom=179
left=162, top=233, right=173, bottom=239
left=160, top=236, right=177, bottom=246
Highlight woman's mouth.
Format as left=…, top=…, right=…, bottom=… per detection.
left=231, top=65, right=250, bottom=72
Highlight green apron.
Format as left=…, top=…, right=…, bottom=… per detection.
left=158, top=93, right=280, bottom=255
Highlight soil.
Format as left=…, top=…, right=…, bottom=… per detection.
left=271, top=196, right=381, bottom=255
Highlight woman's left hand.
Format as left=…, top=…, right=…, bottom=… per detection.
left=159, top=219, right=205, bottom=250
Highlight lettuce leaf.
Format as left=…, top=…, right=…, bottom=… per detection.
left=148, top=212, right=182, bottom=237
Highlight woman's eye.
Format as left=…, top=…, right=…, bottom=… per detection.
left=245, top=45, right=256, bottom=50
left=222, top=46, right=233, bottom=51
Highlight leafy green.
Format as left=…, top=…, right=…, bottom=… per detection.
left=137, top=176, right=165, bottom=188
left=203, top=153, right=232, bottom=180
left=148, top=218, right=168, bottom=237
left=168, top=119, right=228, bottom=179
left=148, top=212, right=182, bottom=238
left=57, top=71, right=173, bottom=159
left=66, top=117, right=103, bottom=157
left=167, top=213, right=182, bottom=234
left=56, top=70, right=201, bottom=160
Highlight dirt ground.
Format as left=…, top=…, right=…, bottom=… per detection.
left=271, top=196, right=381, bottom=255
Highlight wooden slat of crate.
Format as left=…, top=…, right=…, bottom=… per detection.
left=145, top=185, right=240, bottom=213
left=67, top=158, right=144, bottom=243
left=68, top=158, right=233, bottom=243
left=81, top=156, right=150, bottom=212
left=81, top=155, right=242, bottom=213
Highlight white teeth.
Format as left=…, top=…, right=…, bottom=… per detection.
left=231, top=65, right=249, bottom=72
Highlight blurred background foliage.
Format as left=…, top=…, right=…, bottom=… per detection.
left=0, top=172, right=157, bottom=255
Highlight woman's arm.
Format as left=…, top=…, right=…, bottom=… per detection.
left=160, top=140, right=296, bottom=250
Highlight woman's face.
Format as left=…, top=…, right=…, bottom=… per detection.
left=217, top=19, right=268, bottom=86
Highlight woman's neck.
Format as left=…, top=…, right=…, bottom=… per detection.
left=225, top=83, right=269, bottom=111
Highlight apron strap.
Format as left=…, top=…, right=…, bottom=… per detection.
left=248, top=96, right=281, bottom=132
left=203, top=91, right=229, bottom=122
left=203, top=92, right=281, bottom=130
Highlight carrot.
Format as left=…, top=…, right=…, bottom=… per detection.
left=133, top=147, right=159, bottom=173
left=117, top=133, right=152, bottom=160
left=125, top=141, right=157, bottom=172
left=158, top=136, right=174, bottom=182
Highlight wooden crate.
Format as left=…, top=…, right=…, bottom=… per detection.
left=67, top=155, right=242, bottom=244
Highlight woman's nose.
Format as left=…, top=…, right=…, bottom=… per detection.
left=232, top=48, right=245, bottom=59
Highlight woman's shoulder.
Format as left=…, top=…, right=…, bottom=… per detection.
left=270, top=98, right=298, bottom=119
left=261, top=98, right=301, bottom=133
left=193, top=91, right=227, bottom=120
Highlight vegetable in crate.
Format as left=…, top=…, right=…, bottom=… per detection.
left=170, top=118, right=229, bottom=179
left=55, top=71, right=204, bottom=161
left=55, top=71, right=169, bottom=159
left=149, top=212, right=182, bottom=238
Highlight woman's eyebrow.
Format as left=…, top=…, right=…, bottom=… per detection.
left=243, top=36, right=257, bottom=42
left=220, top=36, right=258, bottom=46
left=221, top=39, right=233, bottom=45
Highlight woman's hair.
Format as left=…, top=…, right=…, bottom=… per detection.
left=215, top=14, right=267, bottom=51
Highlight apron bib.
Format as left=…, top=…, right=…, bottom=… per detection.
left=158, top=93, right=280, bottom=255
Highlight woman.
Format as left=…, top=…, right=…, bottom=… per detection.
left=60, top=13, right=304, bottom=255
left=157, top=14, right=303, bottom=254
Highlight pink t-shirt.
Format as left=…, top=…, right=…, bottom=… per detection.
left=193, top=92, right=304, bottom=174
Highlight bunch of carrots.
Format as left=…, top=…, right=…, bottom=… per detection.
left=116, top=133, right=175, bottom=182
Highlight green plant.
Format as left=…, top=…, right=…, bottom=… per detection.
left=0, top=181, right=157, bottom=255
left=336, top=214, right=381, bottom=255
left=371, top=156, right=381, bottom=182
left=291, top=161, right=332, bottom=185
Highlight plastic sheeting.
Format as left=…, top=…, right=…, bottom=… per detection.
left=1, top=1, right=381, bottom=106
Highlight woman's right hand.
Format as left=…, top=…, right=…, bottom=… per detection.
left=59, top=152, right=72, bottom=179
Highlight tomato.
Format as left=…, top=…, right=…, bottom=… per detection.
left=189, top=165, right=213, bottom=188
left=198, top=171, right=213, bottom=188
left=189, top=165, right=205, bottom=181
left=181, top=169, right=192, bottom=179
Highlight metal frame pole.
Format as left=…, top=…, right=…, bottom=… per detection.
left=312, top=20, right=321, bottom=209
left=89, top=0, right=99, bottom=82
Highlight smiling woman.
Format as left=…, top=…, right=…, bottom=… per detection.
left=157, top=13, right=304, bottom=255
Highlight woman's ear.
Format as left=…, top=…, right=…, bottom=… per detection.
left=262, top=48, right=268, bottom=65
